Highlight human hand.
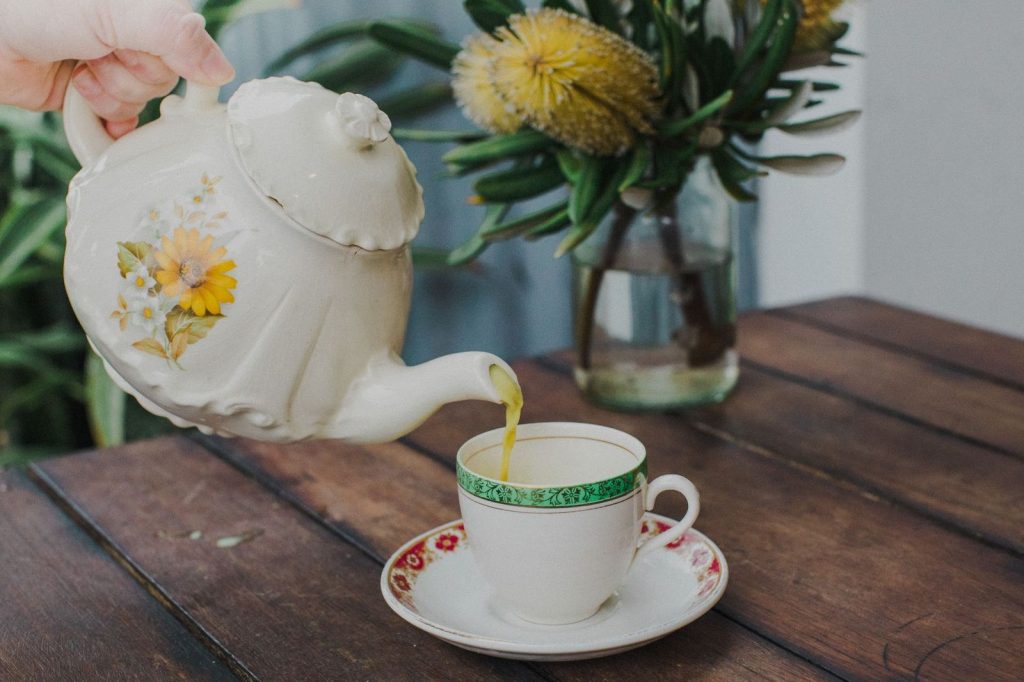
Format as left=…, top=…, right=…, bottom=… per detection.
left=0, top=0, right=234, bottom=137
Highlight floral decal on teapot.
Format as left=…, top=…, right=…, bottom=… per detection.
left=110, top=174, right=237, bottom=366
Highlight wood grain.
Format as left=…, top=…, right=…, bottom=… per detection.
left=405, top=360, right=1024, bottom=681
left=0, top=469, right=231, bottom=681
left=205, top=435, right=834, bottom=681
left=30, top=437, right=538, bottom=682
left=689, top=363, right=1024, bottom=554
left=738, top=312, right=1024, bottom=458
left=782, top=296, right=1024, bottom=388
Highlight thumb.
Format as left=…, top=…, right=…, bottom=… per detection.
left=99, top=0, right=235, bottom=85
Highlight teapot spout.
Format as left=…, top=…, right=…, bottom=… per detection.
left=328, top=352, right=517, bottom=444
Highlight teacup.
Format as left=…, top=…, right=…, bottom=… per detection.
left=456, top=422, right=700, bottom=625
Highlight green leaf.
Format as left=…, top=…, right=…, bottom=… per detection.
left=368, top=19, right=461, bottom=70
left=568, top=156, right=610, bottom=226
left=556, top=163, right=630, bottom=257
left=473, top=160, right=565, bottom=202
left=480, top=201, right=569, bottom=241
left=555, top=149, right=583, bottom=184
left=641, top=141, right=698, bottom=190
left=523, top=208, right=572, bottom=240
left=651, top=1, right=687, bottom=98
left=542, top=0, right=578, bottom=11
left=733, top=0, right=783, bottom=78
left=84, top=351, right=125, bottom=448
left=1, top=375, right=70, bottom=427
left=711, top=148, right=760, bottom=201
left=0, top=263, right=58, bottom=290
left=775, top=79, right=840, bottom=92
left=392, top=128, right=488, bottom=143
left=753, top=153, right=846, bottom=176
left=729, top=0, right=799, bottom=114
left=777, top=110, right=861, bottom=137
left=202, top=0, right=297, bottom=40
left=447, top=204, right=510, bottom=265
left=659, top=89, right=733, bottom=137
left=9, top=326, right=84, bottom=355
left=302, top=40, right=403, bottom=92
left=0, top=196, right=66, bottom=282
left=764, top=80, right=812, bottom=125
left=443, top=129, right=550, bottom=167
left=464, top=0, right=525, bottom=32
left=262, top=20, right=371, bottom=75
left=584, top=0, right=623, bottom=33
left=618, top=144, right=651, bottom=191
left=116, top=241, right=151, bottom=278
left=165, top=309, right=223, bottom=345
left=377, top=82, right=453, bottom=120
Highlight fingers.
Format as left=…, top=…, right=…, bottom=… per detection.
left=105, top=117, right=140, bottom=139
left=71, top=62, right=145, bottom=124
left=103, top=0, right=235, bottom=85
left=89, top=52, right=178, bottom=103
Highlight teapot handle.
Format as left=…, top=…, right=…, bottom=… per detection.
left=62, top=81, right=115, bottom=167
left=63, top=79, right=221, bottom=167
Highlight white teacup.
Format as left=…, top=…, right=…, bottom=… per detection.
left=456, top=422, right=700, bottom=625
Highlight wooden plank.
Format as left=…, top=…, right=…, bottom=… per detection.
left=782, top=296, right=1024, bottom=388
left=738, top=312, right=1024, bottom=459
left=0, top=469, right=231, bottom=681
left=205, top=436, right=833, bottom=681
left=690, top=364, right=1024, bottom=554
left=405, top=360, right=1024, bottom=681
left=31, top=437, right=537, bottom=681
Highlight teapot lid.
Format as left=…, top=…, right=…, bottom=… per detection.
left=226, top=77, right=424, bottom=250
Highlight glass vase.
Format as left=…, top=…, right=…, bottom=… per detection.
left=571, top=157, right=738, bottom=410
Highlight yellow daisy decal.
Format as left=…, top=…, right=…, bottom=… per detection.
left=154, top=227, right=237, bottom=317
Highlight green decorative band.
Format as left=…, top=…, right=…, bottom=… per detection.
left=457, top=460, right=647, bottom=508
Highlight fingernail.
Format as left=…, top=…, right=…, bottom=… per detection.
left=201, top=52, right=235, bottom=84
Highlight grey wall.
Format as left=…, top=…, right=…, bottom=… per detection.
left=862, top=0, right=1024, bottom=338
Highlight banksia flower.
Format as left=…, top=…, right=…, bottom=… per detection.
left=452, top=9, right=660, bottom=157
left=793, top=0, right=846, bottom=51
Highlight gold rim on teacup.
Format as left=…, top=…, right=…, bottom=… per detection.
left=456, top=422, right=648, bottom=508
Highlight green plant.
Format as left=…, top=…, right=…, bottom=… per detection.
left=367, top=0, right=860, bottom=263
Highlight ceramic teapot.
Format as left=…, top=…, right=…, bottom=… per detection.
left=62, top=77, right=517, bottom=443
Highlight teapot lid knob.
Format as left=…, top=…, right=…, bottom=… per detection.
left=334, top=93, right=391, bottom=147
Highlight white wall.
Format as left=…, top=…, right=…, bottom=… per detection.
left=862, top=0, right=1024, bottom=338
left=757, top=3, right=867, bottom=306
left=759, top=1, right=1024, bottom=340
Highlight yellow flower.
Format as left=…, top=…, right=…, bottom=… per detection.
left=794, top=0, right=845, bottom=51
left=452, top=8, right=660, bottom=156
left=153, top=227, right=237, bottom=317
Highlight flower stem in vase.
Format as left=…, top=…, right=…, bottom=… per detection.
left=575, top=201, right=637, bottom=370
left=653, top=191, right=736, bottom=368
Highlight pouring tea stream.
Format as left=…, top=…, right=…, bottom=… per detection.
left=62, top=77, right=521, bottom=444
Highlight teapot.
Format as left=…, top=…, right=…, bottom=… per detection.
left=62, top=77, right=517, bottom=443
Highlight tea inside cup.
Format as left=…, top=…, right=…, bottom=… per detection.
left=459, top=421, right=644, bottom=488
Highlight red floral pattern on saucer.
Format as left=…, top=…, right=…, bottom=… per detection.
left=389, top=523, right=468, bottom=607
left=388, top=517, right=723, bottom=611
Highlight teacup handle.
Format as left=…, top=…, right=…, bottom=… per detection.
left=635, top=474, right=701, bottom=560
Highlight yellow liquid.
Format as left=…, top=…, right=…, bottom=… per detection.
left=489, top=364, right=523, bottom=482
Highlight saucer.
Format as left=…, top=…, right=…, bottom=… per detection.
left=380, top=513, right=728, bottom=661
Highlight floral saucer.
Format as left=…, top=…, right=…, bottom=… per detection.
left=380, top=514, right=728, bottom=661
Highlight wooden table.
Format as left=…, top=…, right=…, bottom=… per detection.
left=3, top=296, right=1023, bottom=680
